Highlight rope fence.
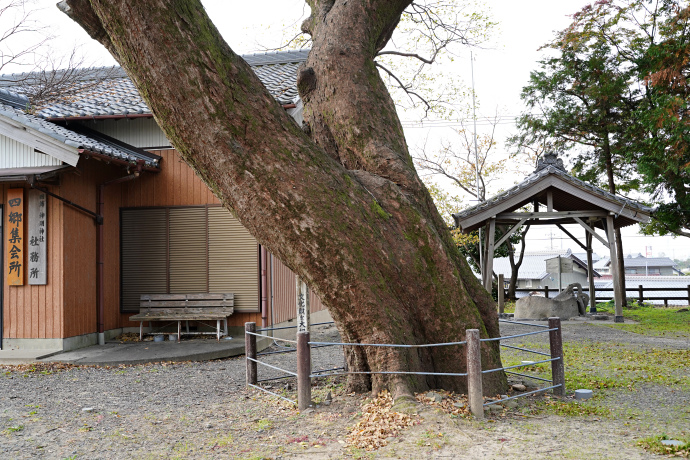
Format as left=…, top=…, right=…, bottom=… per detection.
left=245, top=317, right=565, bottom=418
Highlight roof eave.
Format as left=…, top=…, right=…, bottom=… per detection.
left=79, top=149, right=160, bottom=172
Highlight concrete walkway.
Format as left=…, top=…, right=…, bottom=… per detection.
left=0, top=336, right=251, bottom=366
left=0, top=349, right=62, bottom=364
left=36, top=336, right=249, bottom=366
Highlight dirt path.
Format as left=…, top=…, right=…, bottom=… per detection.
left=0, top=321, right=687, bottom=459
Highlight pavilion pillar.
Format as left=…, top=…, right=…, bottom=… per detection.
left=483, top=218, right=496, bottom=292
left=605, top=215, right=624, bottom=322
left=586, top=229, right=596, bottom=313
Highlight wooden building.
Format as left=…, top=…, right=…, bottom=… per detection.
left=0, top=50, right=327, bottom=351
left=453, top=153, right=653, bottom=322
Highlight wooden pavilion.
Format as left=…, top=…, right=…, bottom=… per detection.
left=453, top=153, right=653, bottom=322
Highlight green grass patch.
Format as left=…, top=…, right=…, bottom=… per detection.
left=500, top=301, right=515, bottom=314
left=595, top=301, right=690, bottom=338
left=638, top=434, right=690, bottom=457
left=501, top=340, right=690, bottom=392
left=3, top=425, right=23, bottom=435
left=537, top=399, right=611, bottom=417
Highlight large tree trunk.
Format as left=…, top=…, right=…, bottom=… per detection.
left=62, top=0, right=506, bottom=397
left=603, top=134, right=627, bottom=307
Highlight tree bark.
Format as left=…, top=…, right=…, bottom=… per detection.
left=603, top=133, right=627, bottom=307
left=61, top=0, right=506, bottom=396
left=507, top=227, right=529, bottom=300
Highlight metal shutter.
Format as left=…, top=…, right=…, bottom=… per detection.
left=169, top=207, right=208, bottom=294
left=121, top=208, right=168, bottom=312
left=208, top=207, right=259, bottom=312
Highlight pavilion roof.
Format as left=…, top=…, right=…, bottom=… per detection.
left=452, top=154, right=652, bottom=232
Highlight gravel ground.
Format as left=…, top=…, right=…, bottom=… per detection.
left=0, top=321, right=687, bottom=459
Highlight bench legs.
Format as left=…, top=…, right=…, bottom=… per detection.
left=224, top=319, right=228, bottom=337
left=177, top=321, right=181, bottom=343
left=140, top=321, right=144, bottom=341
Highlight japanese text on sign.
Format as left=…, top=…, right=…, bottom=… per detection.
left=7, top=189, right=24, bottom=285
left=28, top=189, right=47, bottom=285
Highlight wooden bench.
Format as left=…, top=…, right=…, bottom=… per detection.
left=129, top=293, right=234, bottom=342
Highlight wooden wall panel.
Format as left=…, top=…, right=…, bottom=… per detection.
left=60, top=165, right=100, bottom=338
left=1, top=182, right=63, bottom=340
left=115, top=149, right=221, bottom=328
left=270, top=255, right=326, bottom=326
left=83, top=149, right=319, bottom=332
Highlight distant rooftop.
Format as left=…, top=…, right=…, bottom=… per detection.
left=490, top=248, right=595, bottom=281
left=0, top=49, right=309, bottom=118
left=0, top=49, right=309, bottom=168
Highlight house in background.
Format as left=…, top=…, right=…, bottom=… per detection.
left=572, top=252, right=602, bottom=266
left=491, top=248, right=598, bottom=297
left=594, top=254, right=683, bottom=276
left=0, top=50, right=328, bottom=352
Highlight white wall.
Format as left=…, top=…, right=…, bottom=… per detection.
left=0, top=134, right=63, bottom=168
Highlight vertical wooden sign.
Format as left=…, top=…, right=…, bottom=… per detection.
left=28, top=189, right=47, bottom=285
left=7, top=188, right=24, bottom=285
left=296, top=275, right=310, bottom=333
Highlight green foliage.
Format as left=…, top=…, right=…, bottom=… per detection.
left=512, top=0, right=690, bottom=236
left=3, top=425, right=23, bottom=435
left=638, top=434, right=690, bottom=457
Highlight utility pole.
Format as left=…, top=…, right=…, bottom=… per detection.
left=471, top=51, right=483, bottom=274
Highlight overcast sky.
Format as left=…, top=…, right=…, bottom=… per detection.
left=14, top=0, right=690, bottom=260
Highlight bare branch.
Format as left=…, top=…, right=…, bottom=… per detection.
left=377, top=50, right=433, bottom=64
left=375, top=61, right=432, bottom=115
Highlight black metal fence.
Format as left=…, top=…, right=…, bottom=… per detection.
left=244, top=318, right=566, bottom=418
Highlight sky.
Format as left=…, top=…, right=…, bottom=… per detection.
left=10, top=0, right=690, bottom=261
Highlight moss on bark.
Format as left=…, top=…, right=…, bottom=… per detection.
left=65, top=0, right=507, bottom=397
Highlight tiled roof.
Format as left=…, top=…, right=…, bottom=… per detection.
left=0, top=49, right=309, bottom=119
left=595, top=256, right=678, bottom=269
left=0, top=102, right=160, bottom=168
left=0, top=49, right=308, bottom=168
left=452, top=165, right=653, bottom=224
left=572, top=252, right=602, bottom=264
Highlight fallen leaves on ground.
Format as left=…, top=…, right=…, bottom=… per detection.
left=0, top=362, right=79, bottom=375
left=347, top=390, right=416, bottom=450
left=415, top=390, right=472, bottom=417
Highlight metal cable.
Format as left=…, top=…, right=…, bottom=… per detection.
left=498, top=319, right=551, bottom=328
left=482, top=384, right=562, bottom=406
left=247, top=383, right=296, bottom=405
left=246, top=357, right=297, bottom=376
left=505, top=371, right=552, bottom=383
left=482, top=357, right=558, bottom=374
left=307, top=340, right=466, bottom=348
left=481, top=328, right=557, bottom=342
left=501, top=344, right=551, bottom=357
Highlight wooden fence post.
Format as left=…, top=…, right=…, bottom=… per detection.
left=297, top=331, right=312, bottom=411
left=545, top=286, right=549, bottom=299
left=638, top=285, right=644, bottom=306
left=245, top=322, right=257, bottom=386
left=466, top=329, right=483, bottom=419
left=548, top=318, right=565, bottom=396
left=498, top=274, right=505, bottom=314
left=686, top=285, right=690, bottom=307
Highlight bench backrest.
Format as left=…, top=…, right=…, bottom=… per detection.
left=140, top=293, right=234, bottom=311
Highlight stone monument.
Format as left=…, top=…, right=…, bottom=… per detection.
left=514, top=283, right=589, bottom=320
